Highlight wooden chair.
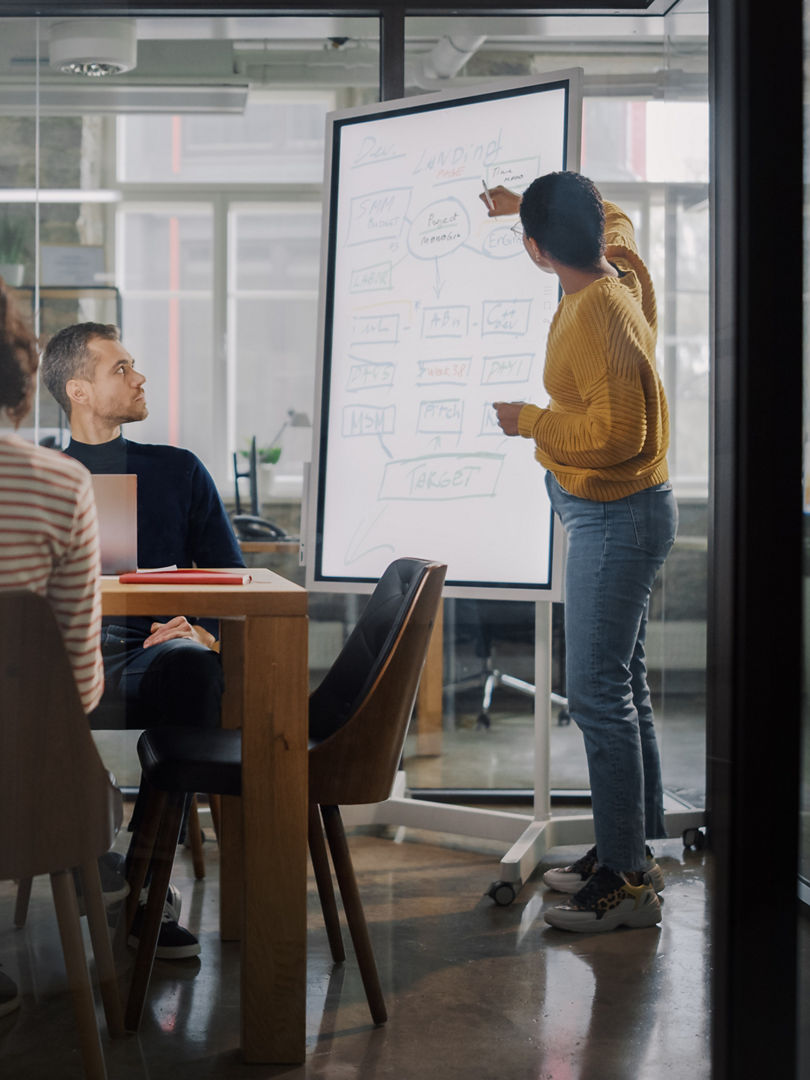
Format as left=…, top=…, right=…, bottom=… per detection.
left=0, top=590, right=126, bottom=1080
left=122, top=557, right=446, bottom=1031
left=185, top=794, right=215, bottom=878
left=84, top=698, right=216, bottom=883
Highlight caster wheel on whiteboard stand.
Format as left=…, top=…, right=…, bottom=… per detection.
left=682, top=827, right=705, bottom=851
left=475, top=712, right=491, bottom=731
left=487, top=880, right=519, bottom=906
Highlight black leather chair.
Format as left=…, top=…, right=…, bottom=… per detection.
left=448, top=599, right=569, bottom=729
left=122, top=557, right=447, bottom=1031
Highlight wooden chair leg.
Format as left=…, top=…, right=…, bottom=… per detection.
left=14, top=877, right=32, bottom=927
left=308, top=802, right=345, bottom=963
left=320, top=804, right=387, bottom=1025
left=118, top=785, right=167, bottom=951
left=125, top=792, right=185, bottom=1032
left=78, top=858, right=125, bottom=1039
left=187, top=795, right=206, bottom=879
left=50, top=869, right=108, bottom=1080
left=207, top=793, right=221, bottom=844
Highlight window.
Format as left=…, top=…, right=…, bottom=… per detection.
left=118, top=93, right=332, bottom=184
left=228, top=203, right=322, bottom=476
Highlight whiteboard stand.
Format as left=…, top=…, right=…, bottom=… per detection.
left=341, top=601, right=705, bottom=904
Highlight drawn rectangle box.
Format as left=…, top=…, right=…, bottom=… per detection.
left=350, top=312, right=400, bottom=346
left=349, top=261, right=393, bottom=293
left=416, top=398, right=464, bottom=435
left=378, top=451, right=503, bottom=501
left=347, top=359, right=396, bottom=392
left=481, top=353, right=535, bottom=384
left=342, top=403, right=396, bottom=437
left=481, top=299, right=532, bottom=336
left=417, top=357, right=472, bottom=384
left=421, top=305, right=470, bottom=339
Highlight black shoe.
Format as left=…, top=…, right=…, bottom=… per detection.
left=73, top=852, right=130, bottom=915
left=543, top=844, right=665, bottom=895
left=139, top=883, right=182, bottom=922
left=542, top=845, right=599, bottom=894
left=128, top=900, right=200, bottom=960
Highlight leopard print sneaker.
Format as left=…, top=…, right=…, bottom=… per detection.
left=543, top=864, right=662, bottom=933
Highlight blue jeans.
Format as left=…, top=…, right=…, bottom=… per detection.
left=546, top=472, right=678, bottom=874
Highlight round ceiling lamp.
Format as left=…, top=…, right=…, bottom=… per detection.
left=49, top=19, right=137, bottom=77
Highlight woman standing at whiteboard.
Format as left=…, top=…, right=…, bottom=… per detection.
left=483, top=172, right=676, bottom=934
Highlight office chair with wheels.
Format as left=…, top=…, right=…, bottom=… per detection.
left=448, top=599, right=569, bottom=729
left=0, top=590, right=125, bottom=1080
left=122, top=557, right=447, bottom=1031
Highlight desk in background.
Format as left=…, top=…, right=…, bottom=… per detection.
left=101, top=569, right=308, bottom=1064
left=238, top=539, right=300, bottom=555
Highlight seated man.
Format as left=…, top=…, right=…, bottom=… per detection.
left=41, top=322, right=245, bottom=961
left=0, top=282, right=107, bottom=1017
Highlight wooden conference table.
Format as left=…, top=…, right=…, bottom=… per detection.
left=100, top=569, right=308, bottom=1064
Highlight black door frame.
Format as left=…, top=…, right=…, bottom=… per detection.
left=708, top=1, right=802, bottom=1077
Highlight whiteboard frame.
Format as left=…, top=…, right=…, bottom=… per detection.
left=307, top=69, right=582, bottom=600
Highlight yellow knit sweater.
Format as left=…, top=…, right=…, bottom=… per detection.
left=517, top=201, right=670, bottom=501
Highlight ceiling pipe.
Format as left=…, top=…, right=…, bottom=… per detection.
left=405, top=33, right=486, bottom=90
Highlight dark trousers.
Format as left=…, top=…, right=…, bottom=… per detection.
left=90, top=624, right=224, bottom=853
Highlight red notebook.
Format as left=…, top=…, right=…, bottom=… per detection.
left=118, top=570, right=252, bottom=586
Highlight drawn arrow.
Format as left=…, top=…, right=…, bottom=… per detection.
left=344, top=507, right=395, bottom=568
left=432, top=258, right=445, bottom=299
left=378, top=434, right=393, bottom=458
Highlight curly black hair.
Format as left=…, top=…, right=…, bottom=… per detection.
left=519, top=171, right=606, bottom=271
left=0, top=277, right=38, bottom=426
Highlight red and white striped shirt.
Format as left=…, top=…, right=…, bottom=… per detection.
left=0, top=433, right=104, bottom=713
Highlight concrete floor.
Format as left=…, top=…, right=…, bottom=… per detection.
left=1, top=817, right=715, bottom=1080
left=1, top=686, right=806, bottom=1080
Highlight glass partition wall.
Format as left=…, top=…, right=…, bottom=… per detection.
left=800, top=4, right=810, bottom=1072
left=398, top=11, right=709, bottom=817
left=0, top=13, right=381, bottom=783
left=2, top=11, right=708, bottom=811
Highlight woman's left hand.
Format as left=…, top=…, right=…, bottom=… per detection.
left=492, top=401, right=526, bottom=436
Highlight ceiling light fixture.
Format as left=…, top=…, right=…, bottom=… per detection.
left=49, top=19, right=137, bottom=77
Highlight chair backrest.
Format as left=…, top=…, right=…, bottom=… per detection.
left=0, top=590, right=122, bottom=881
left=455, top=597, right=535, bottom=657
left=308, top=558, right=446, bottom=806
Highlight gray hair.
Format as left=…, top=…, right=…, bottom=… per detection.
left=40, top=322, right=120, bottom=415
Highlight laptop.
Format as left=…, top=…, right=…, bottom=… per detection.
left=90, top=473, right=138, bottom=574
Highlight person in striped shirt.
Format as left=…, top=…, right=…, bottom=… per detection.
left=0, top=349, right=104, bottom=714
left=0, top=276, right=108, bottom=1018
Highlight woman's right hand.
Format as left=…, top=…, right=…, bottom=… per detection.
left=480, top=185, right=522, bottom=217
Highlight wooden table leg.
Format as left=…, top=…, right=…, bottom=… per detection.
left=219, top=620, right=245, bottom=942
left=416, top=600, right=443, bottom=756
left=240, top=612, right=308, bottom=1063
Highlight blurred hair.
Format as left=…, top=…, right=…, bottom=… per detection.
left=0, top=276, right=39, bottom=426
left=41, top=322, right=120, bottom=416
left=520, top=171, right=606, bottom=270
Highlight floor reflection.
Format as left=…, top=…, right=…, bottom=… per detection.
left=1, top=819, right=713, bottom=1079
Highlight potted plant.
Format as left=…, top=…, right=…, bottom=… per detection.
left=238, top=441, right=282, bottom=466
left=0, top=217, right=27, bottom=287
left=239, top=441, right=282, bottom=502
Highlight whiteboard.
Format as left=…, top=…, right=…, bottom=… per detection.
left=307, top=72, right=581, bottom=598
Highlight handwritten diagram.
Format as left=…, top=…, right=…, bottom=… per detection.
left=316, top=79, right=573, bottom=589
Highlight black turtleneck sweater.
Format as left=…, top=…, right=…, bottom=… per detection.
left=64, top=435, right=244, bottom=572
